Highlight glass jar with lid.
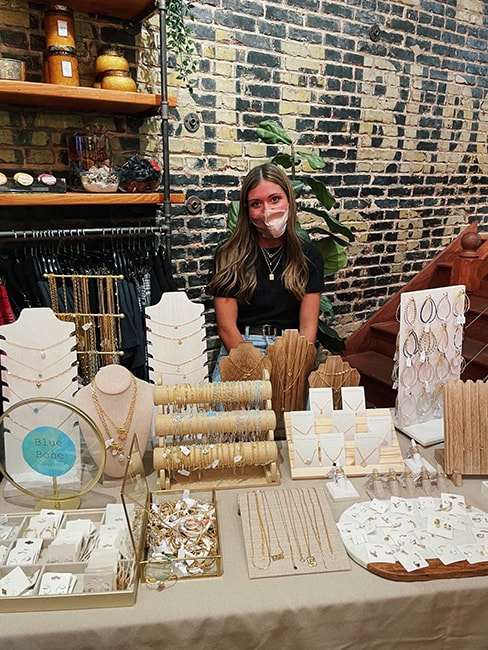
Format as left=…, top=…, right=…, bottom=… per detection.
left=44, top=5, right=76, bottom=49
left=95, top=46, right=130, bottom=75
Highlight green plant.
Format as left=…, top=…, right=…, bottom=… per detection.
left=166, top=0, right=197, bottom=89
left=227, top=120, right=355, bottom=353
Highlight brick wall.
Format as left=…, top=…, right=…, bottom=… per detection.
left=0, top=0, right=487, bottom=346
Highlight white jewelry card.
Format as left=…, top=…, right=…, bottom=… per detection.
left=39, top=572, right=77, bottom=596
left=367, top=412, right=393, bottom=447
left=6, top=538, right=43, bottom=566
left=341, top=386, right=366, bottom=415
left=290, top=410, right=316, bottom=439
left=309, top=387, right=334, bottom=418
left=317, top=432, right=346, bottom=468
left=354, top=433, right=380, bottom=467
left=293, top=437, right=320, bottom=468
left=331, top=410, right=356, bottom=441
left=0, top=566, right=32, bottom=597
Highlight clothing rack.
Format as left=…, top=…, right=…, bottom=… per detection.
left=0, top=225, right=166, bottom=240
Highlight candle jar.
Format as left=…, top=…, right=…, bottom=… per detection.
left=46, top=46, right=79, bottom=86
left=101, top=70, right=136, bottom=92
left=44, top=5, right=76, bottom=49
left=95, top=46, right=129, bottom=76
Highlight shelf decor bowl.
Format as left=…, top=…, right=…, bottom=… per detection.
left=115, top=153, right=162, bottom=193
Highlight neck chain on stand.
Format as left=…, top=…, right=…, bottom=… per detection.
left=90, top=374, right=138, bottom=462
left=259, top=245, right=284, bottom=281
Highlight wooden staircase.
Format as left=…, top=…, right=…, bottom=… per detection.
left=343, top=223, right=488, bottom=408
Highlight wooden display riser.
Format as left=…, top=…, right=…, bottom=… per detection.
left=367, top=558, right=488, bottom=582
left=285, top=412, right=404, bottom=479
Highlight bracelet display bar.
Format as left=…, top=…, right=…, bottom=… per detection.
left=153, top=380, right=280, bottom=491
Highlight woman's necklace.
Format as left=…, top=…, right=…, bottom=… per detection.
left=259, top=245, right=284, bottom=281
left=90, top=374, right=138, bottom=461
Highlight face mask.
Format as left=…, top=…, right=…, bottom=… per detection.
left=251, top=209, right=289, bottom=239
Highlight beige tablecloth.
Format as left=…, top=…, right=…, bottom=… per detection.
left=2, top=435, right=488, bottom=650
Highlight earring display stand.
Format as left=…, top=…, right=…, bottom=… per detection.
left=434, top=379, right=488, bottom=487
left=394, top=285, right=467, bottom=446
left=152, top=376, right=280, bottom=490
left=146, top=291, right=208, bottom=385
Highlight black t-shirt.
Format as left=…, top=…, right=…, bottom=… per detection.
left=213, top=240, right=325, bottom=331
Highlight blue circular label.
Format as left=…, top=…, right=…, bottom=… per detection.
left=22, top=426, right=77, bottom=477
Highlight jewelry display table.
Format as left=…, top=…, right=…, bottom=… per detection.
left=2, top=434, right=488, bottom=650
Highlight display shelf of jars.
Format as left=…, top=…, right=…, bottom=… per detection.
left=37, top=0, right=156, bottom=21
left=0, top=81, right=176, bottom=115
left=0, top=192, right=185, bottom=207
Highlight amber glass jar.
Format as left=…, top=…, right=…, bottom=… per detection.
left=44, top=5, right=76, bottom=49
left=46, top=46, right=79, bottom=86
left=95, top=47, right=129, bottom=75
left=101, top=70, right=136, bottom=92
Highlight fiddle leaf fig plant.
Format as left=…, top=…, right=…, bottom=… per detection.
left=227, top=119, right=355, bottom=353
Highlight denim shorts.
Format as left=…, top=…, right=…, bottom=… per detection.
left=211, top=333, right=277, bottom=382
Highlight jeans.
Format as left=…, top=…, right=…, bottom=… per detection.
left=211, top=332, right=277, bottom=382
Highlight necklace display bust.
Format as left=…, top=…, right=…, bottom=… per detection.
left=75, top=364, right=153, bottom=479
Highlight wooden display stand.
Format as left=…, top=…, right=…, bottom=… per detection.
left=285, top=409, right=404, bottom=479
left=153, top=378, right=281, bottom=490
left=435, top=379, right=488, bottom=487
left=309, top=357, right=361, bottom=409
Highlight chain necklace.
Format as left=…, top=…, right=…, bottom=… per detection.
left=90, top=374, right=138, bottom=461
left=259, top=245, right=284, bottom=281
left=5, top=364, right=76, bottom=389
left=0, top=333, right=75, bottom=359
left=148, top=327, right=204, bottom=346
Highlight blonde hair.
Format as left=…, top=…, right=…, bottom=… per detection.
left=208, top=163, right=309, bottom=302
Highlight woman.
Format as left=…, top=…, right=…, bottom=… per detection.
left=208, top=163, right=325, bottom=380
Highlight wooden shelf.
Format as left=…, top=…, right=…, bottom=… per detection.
left=0, top=192, right=185, bottom=207
left=0, top=81, right=177, bottom=115
left=38, top=0, right=156, bottom=22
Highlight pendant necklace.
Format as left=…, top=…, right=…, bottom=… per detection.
left=259, top=245, right=284, bottom=281
left=90, top=374, right=138, bottom=461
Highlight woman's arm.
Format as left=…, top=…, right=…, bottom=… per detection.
left=214, top=296, right=244, bottom=352
left=299, top=292, right=321, bottom=343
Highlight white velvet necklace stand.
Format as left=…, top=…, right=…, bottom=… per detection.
left=75, top=364, right=153, bottom=480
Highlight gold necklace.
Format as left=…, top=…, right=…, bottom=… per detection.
left=259, top=245, right=284, bottom=281
left=290, top=489, right=317, bottom=567
left=321, top=442, right=344, bottom=466
left=298, top=488, right=327, bottom=568
left=291, top=422, right=315, bottom=437
left=0, top=333, right=74, bottom=358
left=282, top=489, right=305, bottom=564
left=260, top=491, right=285, bottom=562
left=274, top=491, right=298, bottom=570
left=225, top=355, right=265, bottom=380
left=90, top=374, right=137, bottom=461
left=311, top=487, right=334, bottom=556
left=246, top=491, right=271, bottom=570
left=5, top=364, right=76, bottom=389
left=147, top=313, right=203, bottom=330
left=294, top=445, right=318, bottom=467
left=148, top=327, right=204, bottom=345
left=356, top=442, right=378, bottom=467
